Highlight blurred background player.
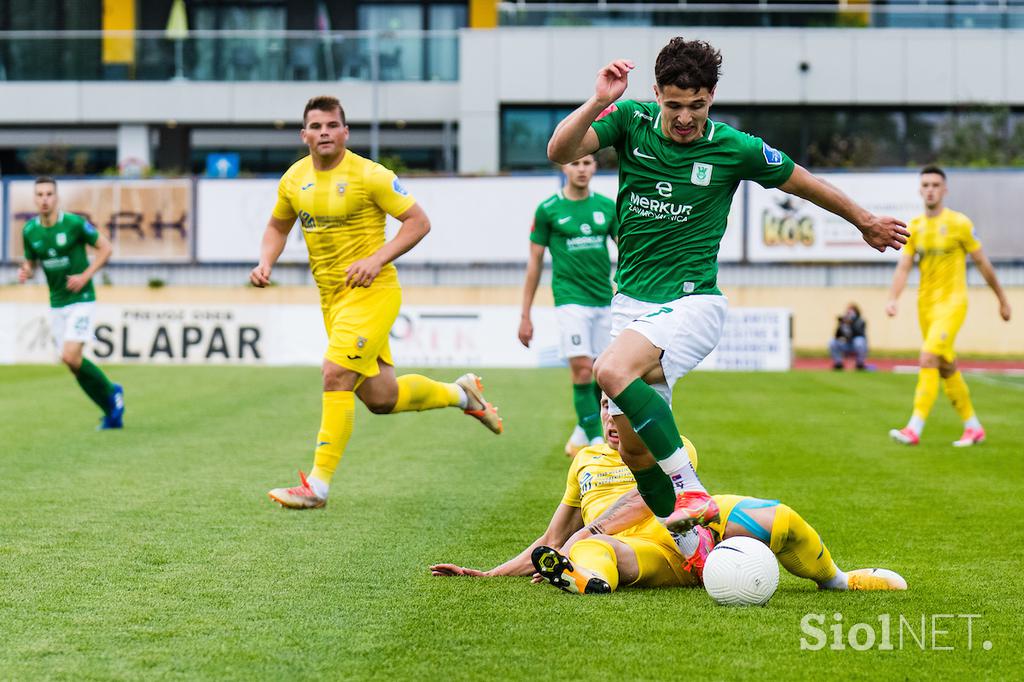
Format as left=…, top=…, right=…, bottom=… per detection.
left=518, top=154, right=618, bottom=457
left=546, top=38, right=910, bottom=534
left=251, top=96, right=502, bottom=510
left=830, top=303, right=868, bottom=370
left=887, top=166, right=1012, bottom=447
left=430, top=397, right=906, bottom=595
left=18, top=176, right=124, bottom=430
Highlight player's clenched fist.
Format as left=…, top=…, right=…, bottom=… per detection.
left=595, top=59, right=635, bottom=105
left=250, top=263, right=272, bottom=287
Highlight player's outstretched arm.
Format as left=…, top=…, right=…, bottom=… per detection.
left=886, top=252, right=914, bottom=317
left=547, top=59, right=633, bottom=164
left=779, top=165, right=909, bottom=253
left=67, top=231, right=112, bottom=293
left=970, top=247, right=1012, bottom=321
left=430, top=503, right=584, bottom=578
left=250, top=215, right=294, bottom=287
left=345, top=203, right=430, bottom=288
left=518, top=243, right=546, bottom=347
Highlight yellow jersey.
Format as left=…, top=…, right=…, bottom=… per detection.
left=905, top=208, right=981, bottom=309
left=272, top=151, right=417, bottom=304
left=562, top=443, right=696, bottom=541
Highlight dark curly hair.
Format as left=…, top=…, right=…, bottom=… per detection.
left=654, top=38, right=722, bottom=92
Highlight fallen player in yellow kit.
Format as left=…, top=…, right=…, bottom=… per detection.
left=431, top=398, right=907, bottom=595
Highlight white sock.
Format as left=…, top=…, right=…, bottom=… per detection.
left=965, top=415, right=982, bottom=430
left=907, top=415, right=925, bottom=434
left=454, top=384, right=468, bottom=409
left=672, top=528, right=701, bottom=556
left=569, top=424, right=587, bottom=446
left=307, top=475, right=329, bottom=498
left=819, top=566, right=848, bottom=591
left=588, top=436, right=605, bottom=446
left=658, top=448, right=706, bottom=494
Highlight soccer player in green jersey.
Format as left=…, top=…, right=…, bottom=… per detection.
left=547, top=38, right=910, bottom=532
left=519, top=154, right=618, bottom=457
left=18, top=176, right=125, bottom=429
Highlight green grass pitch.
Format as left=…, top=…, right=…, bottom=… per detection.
left=1, top=365, right=1022, bottom=679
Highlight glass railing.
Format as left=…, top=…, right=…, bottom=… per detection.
left=0, top=30, right=460, bottom=82
left=498, top=2, right=1024, bottom=29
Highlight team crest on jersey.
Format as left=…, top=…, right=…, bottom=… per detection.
left=691, top=162, right=713, bottom=187
left=56, top=233, right=67, bottom=246
left=336, top=183, right=347, bottom=195
left=593, top=211, right=606, bottom=226
left=356, top=336, right=367, bottom=349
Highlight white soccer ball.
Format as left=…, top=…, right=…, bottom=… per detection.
left=703, top=536, right=780, bottom=606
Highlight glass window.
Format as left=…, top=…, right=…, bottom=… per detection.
left=427, top=4, right=467, bottom=81
left=501, top=107, right=572, bottom=170
left=358, top=4, right=424, bottom=81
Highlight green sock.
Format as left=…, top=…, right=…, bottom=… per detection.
left=633, top=464, right=676, bottom=518
left=612, top=378, right=683, bottom=461
left=76, top=358, right=115, bottom=415
left=573, top=382, right=603, bottom=441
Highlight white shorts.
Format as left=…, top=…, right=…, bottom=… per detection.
left=50, top=302, right=95, bottom=349
left=555, top=304, right=611, bottom=360
left=606, top=293, right=727, bottom=414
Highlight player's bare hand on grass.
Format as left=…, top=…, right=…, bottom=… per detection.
left=518, top=317, right=534, bottom=347
left=859, top=215, right=909, bottom=253
left=595, top=59, right=635, bottom=105
left=250, top=263, right=272, bottom=287
left=345, top=256, right=382, bottom=288
left=429, top=563, right=489, bottom=577
left=66, top=273, right=90, bottom=292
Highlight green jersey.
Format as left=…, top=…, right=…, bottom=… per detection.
left=530, top=190, right=617, bottom=307
left=592, top=100, right=795, bottom=303
left=22, top=212, right=101, bottom=308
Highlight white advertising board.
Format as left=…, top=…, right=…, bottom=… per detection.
left=1, top=303, right=787, bottom=370
left=745, top=173, right=921, bottom=262
left=195, top=174, right=745, bottom=264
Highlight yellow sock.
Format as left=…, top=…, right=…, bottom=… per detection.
left=308, top=391, right=355, bottom=486
left=911, top=367, right=940, bottom=421
left=770, top=504, right=838, bottom=584
left=391, top=374, right=461, bottom=413
left=568, top=539, right=619, bottom=591
left=943, top=371, right=976, bottom=422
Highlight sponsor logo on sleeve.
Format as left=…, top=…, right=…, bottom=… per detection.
left=84, top=222, right=98, bottom=236
left=392, top=178, right=408, bottom=196
left=763, top=143, right=784, bottom=166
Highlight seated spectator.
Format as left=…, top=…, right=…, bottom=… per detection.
left=830, top=304, right=868, bottom=370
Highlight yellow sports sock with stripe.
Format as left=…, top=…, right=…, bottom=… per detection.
left=911, top=367, right=941, bottom=422
left=390, top=374, right=462, bottom=413
left=308, top=391, right=355, bottom=490
left=943, top=371, right=976, bottom=422
left=770, top=504, right=839, bottom=585
left=568, top=538, right=620, bottom=591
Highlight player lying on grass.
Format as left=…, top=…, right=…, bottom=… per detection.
left=431, top=398, right=907, bottom=595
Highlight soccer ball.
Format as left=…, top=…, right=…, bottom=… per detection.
left=702, top=536, right=780, bottom=606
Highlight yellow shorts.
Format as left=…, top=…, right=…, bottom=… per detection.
left=918, top=303, right=966, bottom=362
left=615, top=525, right=699, bottom=588
left=322, top=286, right=402, bottom=378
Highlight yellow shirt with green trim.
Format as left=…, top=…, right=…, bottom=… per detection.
left=905, top=208, right=981, bottom=310
left=272, top=151, right=416, bottom=305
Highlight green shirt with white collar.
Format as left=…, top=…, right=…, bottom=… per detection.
left=592, top=100, right=795, bottom=303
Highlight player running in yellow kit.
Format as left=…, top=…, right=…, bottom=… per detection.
left=887, top=166, right=1012, bottom=447
left=431, top=398, right=906, bottom=595
left=251, top=96, right=502, bottom=509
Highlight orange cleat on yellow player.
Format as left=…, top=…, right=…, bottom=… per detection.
left=531, top=546, right=611, bottom=594
left=846, top=568, right=908, bottom=591
left=456, top=373, right=503, bottom=434
left=268, top=471, right=327, bottom=509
